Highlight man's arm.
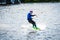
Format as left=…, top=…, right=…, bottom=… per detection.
left=31, top=15, right=36, bottom=16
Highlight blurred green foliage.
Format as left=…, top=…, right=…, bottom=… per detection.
left=21, top=0, right=60, bottom=3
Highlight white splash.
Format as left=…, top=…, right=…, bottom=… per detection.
left=37, top=23, right=47, bottom=30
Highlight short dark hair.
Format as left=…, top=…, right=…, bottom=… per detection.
left=30, top=11, right=33, bottom=12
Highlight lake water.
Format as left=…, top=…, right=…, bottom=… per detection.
left=0, top=3, right=60, bottom=40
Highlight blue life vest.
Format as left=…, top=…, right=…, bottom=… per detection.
left=27, top=13, right=32, bottom=20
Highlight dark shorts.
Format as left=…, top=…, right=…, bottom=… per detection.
left=28, top=19, right=35, bottom=24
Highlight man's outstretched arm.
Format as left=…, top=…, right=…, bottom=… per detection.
left=31, top=15, right=36, bottom=16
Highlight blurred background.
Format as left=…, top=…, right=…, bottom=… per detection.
left=0, top=0, right=60, bottom=40
left=0, top=0, right=60, bottom=5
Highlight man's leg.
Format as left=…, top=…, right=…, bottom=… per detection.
left=32, top=21, right=40, bottom=30
left=31, top=20, right=37, bottom=29
left=28, top=20, right=35, bottom=28
left=28, top=20, right=40, bottom=30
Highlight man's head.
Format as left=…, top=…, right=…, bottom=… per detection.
left=30, top=11, right=33, bottom=13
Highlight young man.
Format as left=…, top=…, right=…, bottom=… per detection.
left=27, top=11, right=39, bottom=30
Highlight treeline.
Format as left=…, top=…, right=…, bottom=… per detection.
left=0, top=0, right=21, bottom=4
left=21, top=0, right=60, bottom=3
left=0, top=0, right=60, bottom=5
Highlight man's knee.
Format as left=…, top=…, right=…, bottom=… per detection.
left=33, top=22, right=36, bottom=24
